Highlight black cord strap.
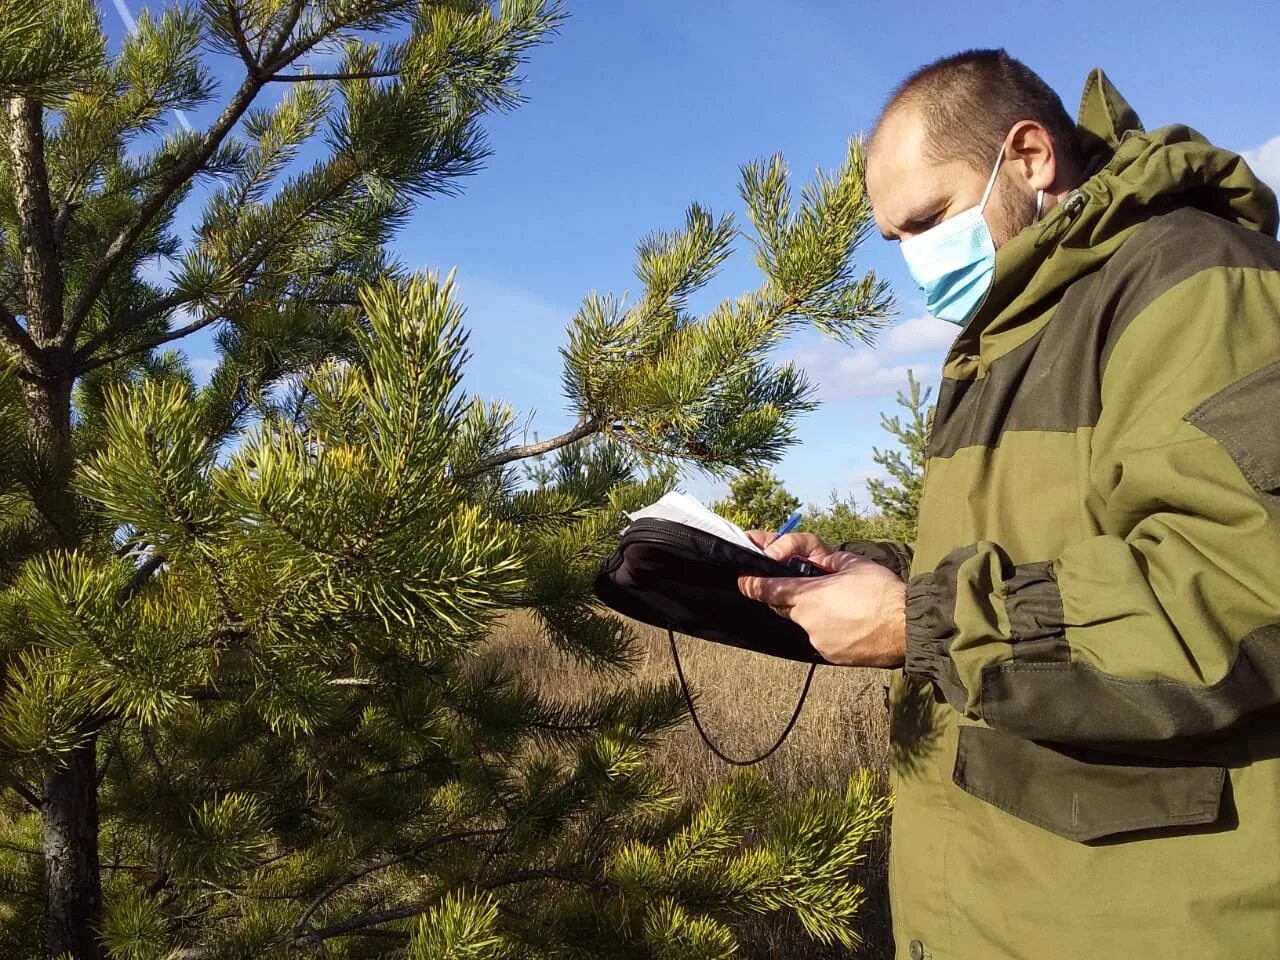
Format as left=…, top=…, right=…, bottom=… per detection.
left=667, top=628, right=817, bottom=766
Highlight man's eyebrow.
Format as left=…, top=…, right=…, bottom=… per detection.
left=878, top=212, right=928, bottom=242
left=883, top=204, right=946, bottom=241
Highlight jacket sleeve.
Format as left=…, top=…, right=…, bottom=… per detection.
left=837, top=538, right=913, bottom=581
left=904, top=263, right=1280, bottom=745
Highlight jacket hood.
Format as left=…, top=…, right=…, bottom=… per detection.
left=955, top=69, right=1279, bottom=361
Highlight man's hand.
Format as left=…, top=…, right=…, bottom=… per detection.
left=737, top=531, right=906, bottom=668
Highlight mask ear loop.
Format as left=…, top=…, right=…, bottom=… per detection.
left=977, top=142, right=1007, bottom=213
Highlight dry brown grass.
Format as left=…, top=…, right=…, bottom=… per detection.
left=490, top=612, right=894, bottom=959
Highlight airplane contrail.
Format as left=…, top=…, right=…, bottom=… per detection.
left=109, top=0, right=196, bottom=133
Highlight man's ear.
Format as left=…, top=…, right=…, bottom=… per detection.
left=1008, top=119, right=1058, bottom=193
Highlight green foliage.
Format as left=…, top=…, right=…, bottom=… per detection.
left=408, top=891, right=504, bottom=959
left=0, top=0, right=104, bottom=101
left=712, top=467, right=800, bottom=531
left=713, top=370, right=931, bottom=548
left=802, top=492, right=899, bottom=546
left=561, top=142, right=894, bottom=474
left=798, top=369, right=933, bottom=548
left=866, top=370, right=932, bottom=543
left=101, top=888, right=171, bottom=960
left=611, top=771, right=891, bottom=951
left=0, top=2, right=895, bottom=956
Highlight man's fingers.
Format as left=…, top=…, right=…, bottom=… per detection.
left=738, top=574, right=799, bottom=608
left=764, top=532, right=831, bottom=562
left=825, top=550, right=871, bottom=573
left=745, top=529, right=773, bottom=549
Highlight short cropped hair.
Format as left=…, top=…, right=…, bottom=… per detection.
left=877, top=49, right=1084, bottom=177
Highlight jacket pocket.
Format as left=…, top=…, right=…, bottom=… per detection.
left=1186, top=358, right=1280, bottom=496
left=953, top=725, right=1225, bottom=842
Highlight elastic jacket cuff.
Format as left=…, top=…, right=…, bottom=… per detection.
left=836, top=538, right=914, bottom=581
left=903, top=550, right=973, bottom=712
left=1004, top=561, right=1068, bottom=662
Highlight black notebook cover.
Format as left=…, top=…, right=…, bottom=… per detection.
left=594, top=517, right=828, bottom=664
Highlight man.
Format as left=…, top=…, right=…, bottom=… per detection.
left=739, top=50, right=1280, bottom=959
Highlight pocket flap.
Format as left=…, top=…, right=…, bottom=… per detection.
left=1186, top=358, right=1280, bottom=495
left=953, top=725, right=1225, bottom=842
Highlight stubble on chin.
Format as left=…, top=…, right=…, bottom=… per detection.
left=992, top=176, right=1040, bottom=248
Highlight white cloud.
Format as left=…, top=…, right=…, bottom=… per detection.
left=1242, top=136, right=1280, bottom=192
left=784, top=312, right=950, bottom=401
left=788, top=345, right=941, bottom=401
left=848, top=464, right=890, bottom=490
left=879, top=313, right=958, bottom=354
left=187, top=354, right=218, bottom=385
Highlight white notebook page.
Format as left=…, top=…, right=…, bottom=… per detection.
left=626, top=491, right=765, bottom=554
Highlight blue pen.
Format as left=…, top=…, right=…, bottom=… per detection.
left=772, top=509, right=803, bottom=543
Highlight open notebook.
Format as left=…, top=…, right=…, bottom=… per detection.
left=626, top=491, right=765, bottom=554
left=604, top=490, right=821, bottom=764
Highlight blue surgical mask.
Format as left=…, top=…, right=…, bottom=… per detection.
left=898, top=143, right=1009, bottom=327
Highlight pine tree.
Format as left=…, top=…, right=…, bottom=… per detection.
left=0, top=2, right=895, bottom=956
left=711, top=468, right=799, bottom=531
left=802, top=492, right=894, bottom=546
left=800, top=370, right=934, bottom=546
left=865, top=370, right=933, bottom=543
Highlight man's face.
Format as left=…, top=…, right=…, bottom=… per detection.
left=866, top=105, right=1036, bottom=250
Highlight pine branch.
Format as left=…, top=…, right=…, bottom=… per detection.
left=0, top=878, right=39, bottom=902
left=95, top=743, right=115, bottom=787
left=51, top=201, right=74, bottom=249
left=62, top=71, right=265, bottom=345
left=76, top=152, right=365, bottom=371
left=339, top=929, right=410, bottom=941
left=271, top=70, right=398, bottom=82
left=54, top=61, right=194, bottom=219
left=294, top=829, right=504, bottom=935
left=223, top=0, right=261, bottom=74
left=74, top=291, right=197, bottom=363
left=273, top=0, right=405, bottom=67
left=0, top=839, right=41, bottom=857
left=0, top=301, right=41, bottom=363
left=308, top=869, right=613, bottom=942
left=77, top=312, right=226, bottom=374
left=459, top=420, right=598, bottom=478
left=476, top=780, right=573, bottom=879
left=116, top=554, right=166, bottom=604
left=61, top=0, right=314, bottom=346
left=9, top=780, right=42, bottom=809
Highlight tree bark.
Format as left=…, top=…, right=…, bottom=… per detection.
left=29, top=376, right=99, bottom=959
left=6, top=97, right=64, bottom=341
left=24, top=372, right=72, bottom=445
left=6, top=95, right=102, bottom=959
left=42, top=735, right=103, bottom=960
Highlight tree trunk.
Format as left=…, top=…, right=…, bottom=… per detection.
left=24, top=373, right=73, bottom=443
left=6, top=97, right=64, bottom=341
left=6, top=93, right=103, bottom=959
left=42, top=735, right=103, bottom=960
left=32, top=369, right=101, bottom=957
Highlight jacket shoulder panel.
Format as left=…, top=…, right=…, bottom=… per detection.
left=1097, top=206, right=1280, bottom=373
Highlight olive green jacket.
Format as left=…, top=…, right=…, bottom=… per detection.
left=871, top=71, right=1280, bottom=959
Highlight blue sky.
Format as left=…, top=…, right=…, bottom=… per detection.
left=107, top=0, right=1280, bottom=508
